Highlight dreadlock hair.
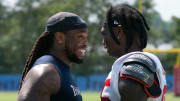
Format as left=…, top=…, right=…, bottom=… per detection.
left=105, top=4, right=150, bottom=51
left=18, top=32, right=55, bottom=91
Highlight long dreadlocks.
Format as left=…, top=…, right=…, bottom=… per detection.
left=105, top=4, right=150, bottom=51
left=19, top=32, right=54, bottom=91
left=18, top=12, right=88, bottom=92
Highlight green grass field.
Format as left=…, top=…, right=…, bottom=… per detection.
left=0, top=91, right=179, bottom=101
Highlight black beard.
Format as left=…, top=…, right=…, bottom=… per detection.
left=65, top=45, right=84, bottom=64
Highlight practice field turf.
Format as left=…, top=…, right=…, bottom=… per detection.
left=0, top=92, right=180, bottom=101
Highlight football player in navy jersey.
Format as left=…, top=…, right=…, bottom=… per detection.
left=18, top=12, right=88, bottom=101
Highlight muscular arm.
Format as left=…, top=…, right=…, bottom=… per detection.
left=18, top=64, right=60, bottom=101
left=118, top=79, right=148, bottom=101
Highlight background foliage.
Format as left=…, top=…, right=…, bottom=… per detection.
left=0, top=0, right=180, bottom=75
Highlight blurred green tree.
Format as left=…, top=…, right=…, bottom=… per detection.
left=0, top=0, right=179, bottom=75
left=0, top=0, right=114, bottom=75
left=170, top=16, right=180, bottom=47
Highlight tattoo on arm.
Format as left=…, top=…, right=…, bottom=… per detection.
left=18, top=64, right=60, bottom=101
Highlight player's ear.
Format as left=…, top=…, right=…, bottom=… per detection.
left=54, top=32, right=65, bottom=44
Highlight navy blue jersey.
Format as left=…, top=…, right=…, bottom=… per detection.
left=32, top=54, right=82, bottom=101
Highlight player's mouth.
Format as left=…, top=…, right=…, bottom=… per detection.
left=77, top=48, right=87, bottom=58
left=103, top=44, right=109, bottom=53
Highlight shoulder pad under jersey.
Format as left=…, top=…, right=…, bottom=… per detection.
left=120, top=53, right=156, bottom=86
left=123, top=53, right=156, bottom=72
